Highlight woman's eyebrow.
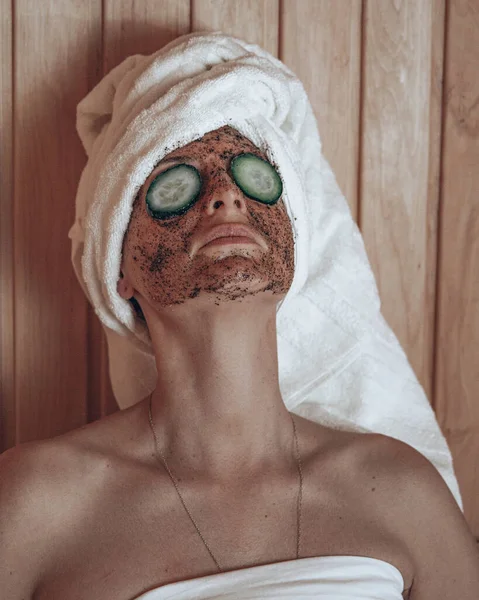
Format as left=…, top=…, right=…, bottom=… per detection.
left=158, top=154, right=194, bottom=164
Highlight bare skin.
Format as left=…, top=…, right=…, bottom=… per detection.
left=29, top=409, right=413, bottom=600
left=29, top=125, right=413, bottom=598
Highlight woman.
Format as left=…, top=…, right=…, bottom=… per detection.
left=2, top=29, right=479, bottom=598
left=2, top=123, right=479, bottom=600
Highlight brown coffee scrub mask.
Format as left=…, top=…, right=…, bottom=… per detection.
left=117, top=125, right=295, bottom=319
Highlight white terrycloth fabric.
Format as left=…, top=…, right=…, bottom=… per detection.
left=68, top=30, right=463, bottom=510
left=131, top=556, right=405, bottom=599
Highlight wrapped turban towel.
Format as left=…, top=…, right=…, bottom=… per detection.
left=68, top=30, right=463, bottom=510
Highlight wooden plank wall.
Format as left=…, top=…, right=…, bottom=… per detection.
left=1, top=0, right=478, bottom=538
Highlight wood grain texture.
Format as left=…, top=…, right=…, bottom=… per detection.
left=435, top=0, right=479, bottom=533
left=280, top=0, right=361, bottom=220
left=0, top=0, right=15, bottom=453
left=103, top=0, right=190, bottom=74
left=359, top=0, right=444, bottom=401
left=13, top=0, right=101, bottom=442
left=192, top=0, right=278, bottom=54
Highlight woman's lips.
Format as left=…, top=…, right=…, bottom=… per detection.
left=200, top=236, right=258, bottom=249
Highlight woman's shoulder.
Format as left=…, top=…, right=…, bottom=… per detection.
left=292, top=416, right=416, bottom=522
left=0, top=434, right=84, bottom=491
left=0, top=427, right=113, bottom=522
left=0, top=437, right=92, bottom=597
left=298, top=414, right=417, bottom=472
left=39, top=400, right=148, bottom=464
left=309, top=423, right=426, bottom=500
left=293, top=414, right=392, bottom=471
left=0, top=407, right=148, bottom=554
left=0, top=403, right=147, bottom=504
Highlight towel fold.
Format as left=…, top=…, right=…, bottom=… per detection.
left=68, top=30, right=463, bottom=510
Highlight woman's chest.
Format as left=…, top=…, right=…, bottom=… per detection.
left=34, top=444, right=413, bottom=600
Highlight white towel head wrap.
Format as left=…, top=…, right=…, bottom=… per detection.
left=68, top=31, right=463, bottom=509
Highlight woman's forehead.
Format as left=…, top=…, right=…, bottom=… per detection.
left=163, top=125, right=267, bottom=160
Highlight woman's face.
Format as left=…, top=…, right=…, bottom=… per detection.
left=118, top=125, right=295, bottom=312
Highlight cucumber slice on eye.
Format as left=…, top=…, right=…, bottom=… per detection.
left=229, top=153, right=283, bottom=204
left=145, top=164, right=202, bottom=219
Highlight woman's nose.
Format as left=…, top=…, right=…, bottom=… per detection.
left=201, top=164, right=248, bottom=212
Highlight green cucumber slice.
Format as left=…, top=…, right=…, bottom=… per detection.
left=145, top=164, right=202, bottom=219
left=229, top=153, right=282, bottom=204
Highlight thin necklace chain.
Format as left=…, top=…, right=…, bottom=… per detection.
left=147, top=392, right=303, bottom=571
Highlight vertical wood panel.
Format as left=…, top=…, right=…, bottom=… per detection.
left=0, top=0, right=15, bottom=452
left=281, top=0, right=361, bottom=221
left=103, top=0, right=190, bottom=74
left=360, top=0, right=445, bottom=401
left=191, top=0, right=278, bottom=54
left=14, top=0, right=101, bottom=442
left=100, top=0, right=190, bottom=416
left=435, top=0, right=479, bottom=535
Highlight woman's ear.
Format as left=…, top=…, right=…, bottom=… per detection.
left=117, top=271, right=135, bottom=300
